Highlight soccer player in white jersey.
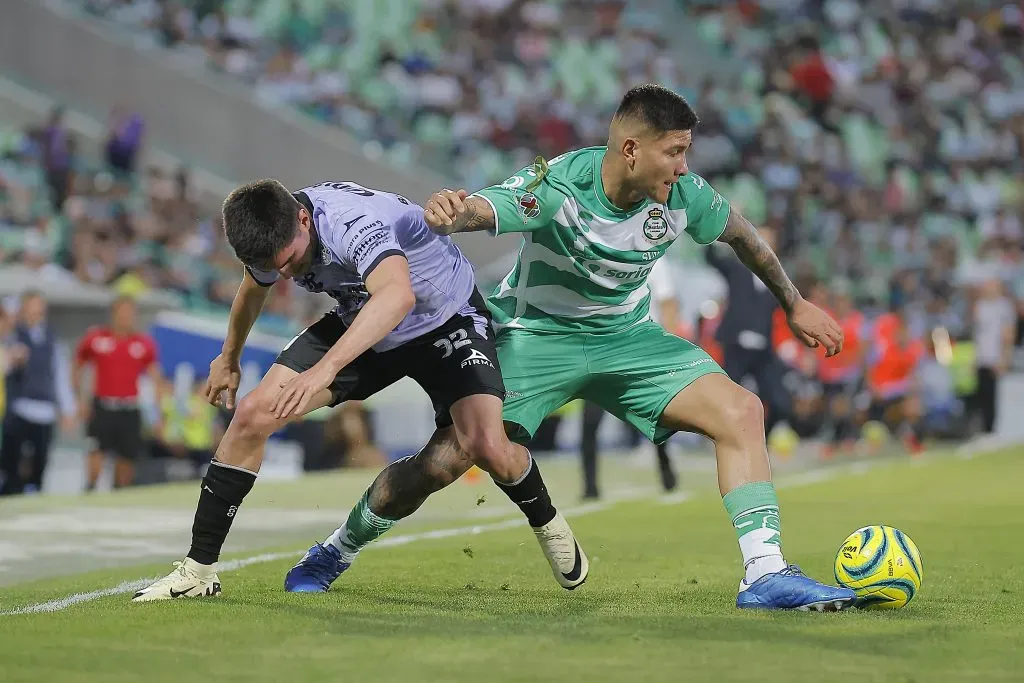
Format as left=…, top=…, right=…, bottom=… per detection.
left=132, top=180, right=587, bottom=601
left=422, top=84, right=855, bottom=610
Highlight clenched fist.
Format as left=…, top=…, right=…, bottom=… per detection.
left=424, top=189, right=470, bottom=234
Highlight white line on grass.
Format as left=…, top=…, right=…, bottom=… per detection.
left=0, top=499, right=618, bottom=616
left=3, top=440, right=1013, bottom=616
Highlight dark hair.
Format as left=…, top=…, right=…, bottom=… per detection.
left=613, top=84, right=699, bottom=133
left=222, top=179, right=299, bottom=267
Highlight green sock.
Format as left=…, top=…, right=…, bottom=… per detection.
left=723, top=481, right=787, bottom=582
left=324, top=491, right=396, bottom=563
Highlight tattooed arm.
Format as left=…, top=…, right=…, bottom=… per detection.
left=717, top=208, right=801, bottom=314
left=718, top=207, right=844, bottom=356
left=423, top=189, right=496, bottom=235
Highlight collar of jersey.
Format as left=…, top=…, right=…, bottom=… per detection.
left=591, top=147, right=650, bottom=220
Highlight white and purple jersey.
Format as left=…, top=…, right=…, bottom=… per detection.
left=246, top=181, right=483, bottom=352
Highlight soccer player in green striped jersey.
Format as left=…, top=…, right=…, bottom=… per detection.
left=423, top=84, right=857, bottom=611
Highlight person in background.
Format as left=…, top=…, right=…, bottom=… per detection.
left=915, top=333, right=966, bottom=440
left=74, top=296, right=162, bottom=490
left=866, top=306, right=925, bottom=454
left=177, top=377, right=223, bottom=478
left=972, top=277, right=1016, bottom=435
left=0, top=291, right=77, bottom=495
left=37, top=106, right=74, bottom=212
left=817, top=282, right=868, bottom=457
left=104, top=105, right=145, bottom=177
left=579, top=257, right=681, bottom=500
left=707, top=226, right=791, bottom=438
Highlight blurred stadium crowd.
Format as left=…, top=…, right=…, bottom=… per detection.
left=0, top=0, right=1022, bottom=492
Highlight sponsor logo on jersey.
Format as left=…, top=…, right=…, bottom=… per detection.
left=518, top=192, right=541, bottom=221
left=643, top=207, right=667, bottom=241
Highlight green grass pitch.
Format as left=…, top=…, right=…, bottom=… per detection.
left=1, top=446, right=1022, bottom=682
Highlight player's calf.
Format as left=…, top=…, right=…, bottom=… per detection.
left=135, top=365, right=331, bottom=603
left=449, top=397, right=589, bottom=589
left=661, top=374, right=852, bottom=610
left=289, top=429, right=472, bottom=592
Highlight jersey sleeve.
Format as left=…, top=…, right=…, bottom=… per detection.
left=473, top=162, right=563, bottom=235
left=327, top=209, right=406, bottom=279
left=676, top=173, right=730, bottom=245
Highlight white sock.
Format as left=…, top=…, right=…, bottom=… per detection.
left=744, top=554, right=787, bottom=584
left=325, top=524, right=359, bottom=564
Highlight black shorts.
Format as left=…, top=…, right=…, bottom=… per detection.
left=274, top=290, right=505, bottom=428
left=88, top=400, right=144, bottom=460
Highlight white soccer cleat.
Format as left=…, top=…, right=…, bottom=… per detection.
left=132, top=558, right=222, bottom=602
left=533, top=512, right=589, bottom=590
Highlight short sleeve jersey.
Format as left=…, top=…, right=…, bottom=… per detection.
left=474, top=147, right=729, bottom=333
left=247, top=182, right=478, bottom=351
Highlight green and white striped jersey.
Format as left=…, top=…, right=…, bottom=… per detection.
left=476, top=146, right=730, bottom=334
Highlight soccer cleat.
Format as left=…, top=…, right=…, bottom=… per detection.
left=736, top=564, right=856, bottom=611
left=284, top=543, right=351, bottom=593
left=533, top=512, right=589, bottom=590
left=132, top=558, right=221, bottom=602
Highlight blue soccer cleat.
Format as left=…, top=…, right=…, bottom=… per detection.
left=284, top=543, right=350, bottom=593
left=736, top=564, right=856, bottom=611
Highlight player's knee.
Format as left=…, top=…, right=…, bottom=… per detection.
left=231, top=392, right=277, bottom=441
left=457, top=428, right=516, bottom=480
left=720, top=386, right=765, bottom=443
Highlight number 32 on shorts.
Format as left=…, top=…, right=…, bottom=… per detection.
left=433, top=328, right=471, bottom=359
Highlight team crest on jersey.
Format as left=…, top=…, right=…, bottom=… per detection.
left=643, top=207, right=667, bottom=241
left=518, top=192, right=541, bottom=221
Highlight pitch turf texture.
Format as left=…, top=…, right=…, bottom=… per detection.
left=2, top=446, right=1022, bottom=683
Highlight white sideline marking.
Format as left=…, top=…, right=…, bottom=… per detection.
left=3, top=441, right=1013, bottom=616
left=0, top=501, right=615, bottom=616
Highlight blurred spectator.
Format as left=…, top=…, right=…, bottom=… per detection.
left=154, top=377, right=223, bottom=479
left=37, top=106, right=75, bottom=212
left=972, top=276, right=1016, bottom=433
left=73, top=295, right=162, bottom=490
left=0, top=291, right=77, bottom=495
left=104, top=105, right=145, bottom=177
left=866, top=307, right=925, bottom=453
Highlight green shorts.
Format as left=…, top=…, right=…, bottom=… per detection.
left=496, top=321, right=726, bottom=444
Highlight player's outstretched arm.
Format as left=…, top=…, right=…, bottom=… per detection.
left=717, top=208, right=800, bottom=314
left=718, top=207, right=843, bottom=356
left=423, top=189, right=496, bottom=235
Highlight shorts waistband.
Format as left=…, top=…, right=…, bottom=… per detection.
left=95, top=397, right=140, bottom=410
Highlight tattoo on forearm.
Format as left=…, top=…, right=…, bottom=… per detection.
left=459, top=197, right=495, bottom=233
left=719, top=209, right=800, bottom=312
left=367, top=431, right=473, bottom=519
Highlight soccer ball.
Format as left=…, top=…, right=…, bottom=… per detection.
left=834, top=525, right=923, bottom=609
